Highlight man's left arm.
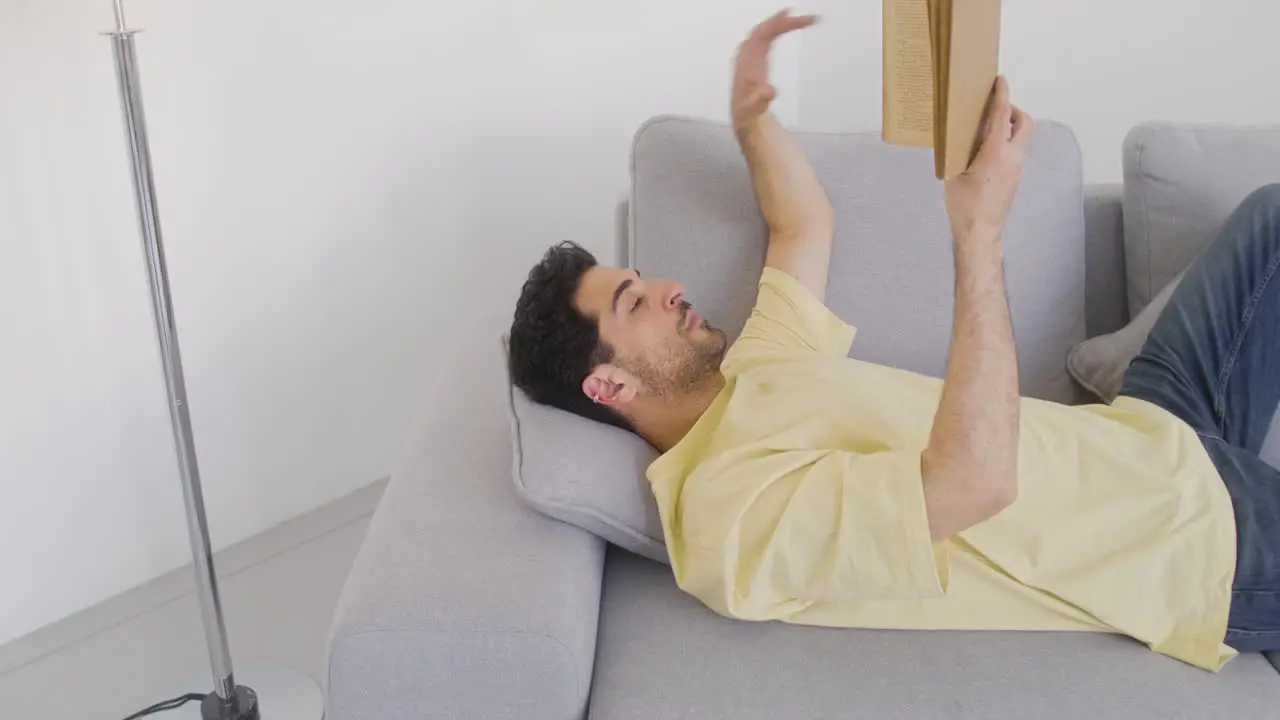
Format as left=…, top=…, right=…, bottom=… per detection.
left=732, top=11, right=834, bottom=301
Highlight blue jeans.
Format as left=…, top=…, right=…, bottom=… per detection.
left=1120, top=184, right=1280, bottom=653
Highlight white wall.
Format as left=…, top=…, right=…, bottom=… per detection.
left=798, top=0, right=1279, bottom=182
left=0, top=0, right=801, bottom=645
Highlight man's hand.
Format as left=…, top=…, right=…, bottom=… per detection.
left=731, top=9, right=816, bottom=132
left=943, top=76, right=1034, bottom=242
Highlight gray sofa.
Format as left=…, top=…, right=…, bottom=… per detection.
left=327, top=119, right=1280, bottom=719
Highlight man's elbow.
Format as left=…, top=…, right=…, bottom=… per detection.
left=981, top=473, right=1018, bottom=517
left=922, top=456, right=1018, bottom=540
left=772, top=211, right=833, bottom=245
left=957, top=471, right=1018, bottom=528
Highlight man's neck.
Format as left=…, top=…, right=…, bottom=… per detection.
left=635, top=374, right=726, bottom=453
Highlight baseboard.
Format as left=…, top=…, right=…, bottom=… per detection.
left=0, top=477, right=388, bottom=676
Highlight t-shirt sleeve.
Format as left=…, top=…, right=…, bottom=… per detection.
left=725, top=267, right=856, bottom=365
left=677, top=449, right=949, bottom=621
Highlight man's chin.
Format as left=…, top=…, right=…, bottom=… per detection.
left=705, top=327, right=729, bottom=357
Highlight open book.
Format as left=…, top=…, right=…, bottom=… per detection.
left=882, top=0, right=1002, bottom=179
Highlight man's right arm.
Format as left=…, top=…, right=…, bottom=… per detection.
left=729, top=11, right=833, bottom=303
left=920, top=77, right=1034, bottom=542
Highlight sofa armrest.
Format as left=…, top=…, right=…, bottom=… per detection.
left=1084, top=183, right=1128, bottom=338
left=327, top=413, right=606, bottom=720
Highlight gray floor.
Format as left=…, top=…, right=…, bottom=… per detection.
left=0, top=480, right=383, bottom=720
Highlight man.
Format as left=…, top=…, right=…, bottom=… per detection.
left=508, top=10, right=1280, bottom=671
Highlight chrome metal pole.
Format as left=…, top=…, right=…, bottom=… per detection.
left=105, top=3, right=240, bottom=710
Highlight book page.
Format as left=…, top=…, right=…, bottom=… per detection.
left=940, top=0, right=1001, bottom=178
left=882, top=0, right=934, bottom=148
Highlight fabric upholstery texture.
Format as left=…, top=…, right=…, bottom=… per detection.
left=1068, top=271, right=1185, bottom=403
left=506, top=339, right=665, bottom=563
left=589, top=549, right=1280, bottom=720
left=327, top=413, right=605, bottom=720
left=1122, top=123, right=1280, bottom=316
left=1082, top=184, right=1129, bottom=338
left=630, top=116, right=1087, bottom=403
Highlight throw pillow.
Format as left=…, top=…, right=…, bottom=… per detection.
left=1067, top=271, right=1185, bottom=403
left=502, top=337, right=668, bottom=564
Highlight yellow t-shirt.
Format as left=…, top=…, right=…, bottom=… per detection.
left=647, top=267, right=1238, bottom=671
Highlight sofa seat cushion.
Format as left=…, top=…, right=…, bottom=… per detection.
left=588, top=549, right=1280, bottom=720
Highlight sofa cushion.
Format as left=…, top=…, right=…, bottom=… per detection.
left=505, top=338, right=666, bottom=563
left=631, top=116, right=1087, bottom=402
left=506, top=116, right=1087, bottom=563
left=1068, top=271, right=1184, bottom=403
left=589, top=548, right=1280, bottom=720
left=1082, top=184, right=1129, bottom=338
left=1122, top=123, right=1280, bottom=316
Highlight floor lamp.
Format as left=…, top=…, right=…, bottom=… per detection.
left=106, top=1, right=323, bottom=718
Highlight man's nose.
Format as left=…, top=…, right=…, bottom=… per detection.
left=664, top=283, right=685, bottom=310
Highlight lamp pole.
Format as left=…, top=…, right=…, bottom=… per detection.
left=104, top=1, right=255, bottom=717
left=104, top=2, right=312, bottom=718
left=105, top=3, right=324, bottom=715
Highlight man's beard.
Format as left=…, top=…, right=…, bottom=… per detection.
left=618, top=325, right=728, bottom=399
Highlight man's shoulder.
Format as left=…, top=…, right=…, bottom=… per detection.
left=729, top=267, right=858, bottom=362
left=721, top=330, right=837, bottom=379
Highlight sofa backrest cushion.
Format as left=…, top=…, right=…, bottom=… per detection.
left=631, top=116, right=1086, bottom=400
left=507, top=116, right=1087, bottom=563
left=1122, top=122, right=1280, bottom=316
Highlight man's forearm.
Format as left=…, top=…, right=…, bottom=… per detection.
left=736, top=114, right=834, bottom=243
left=921, top=232, right=1020, bottom=540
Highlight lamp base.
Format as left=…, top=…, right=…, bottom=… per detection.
left=163, top=665, right=323, bottom=720
left=200, top=687, right=258, bottom=720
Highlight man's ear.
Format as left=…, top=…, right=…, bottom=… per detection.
left=582, top=363, right=639, bottom=407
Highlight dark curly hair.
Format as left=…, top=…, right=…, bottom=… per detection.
left=509, top=242, right=635, bottom=432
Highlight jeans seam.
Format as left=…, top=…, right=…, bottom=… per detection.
left=1214, top=242, right=1280, bottom=433
left=1234, top=586, right=1280, bottom=595
left=1226, top=628, right=1280, bottom=637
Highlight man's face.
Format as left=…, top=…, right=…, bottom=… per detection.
left=575, top=265, right=728, bottom=401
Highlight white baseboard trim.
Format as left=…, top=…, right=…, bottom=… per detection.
left=0, top=477, right=388, bottom=676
